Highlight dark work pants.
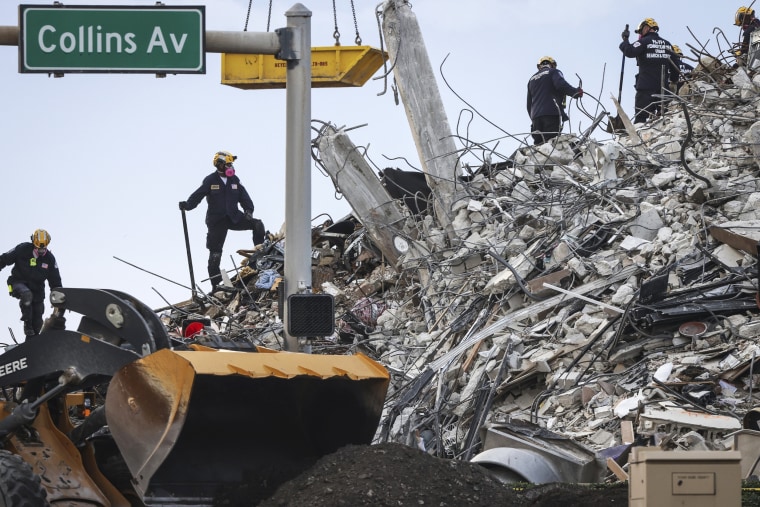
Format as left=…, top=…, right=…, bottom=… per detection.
left=205, top=216, right=266, bottom=287
left=11, top=283, right=44, bottom=333
left=633, top=89, right=662, bottom=124
left=531, top=116, right=562, bottom=145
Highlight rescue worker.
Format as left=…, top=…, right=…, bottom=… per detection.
left=526, top=56, right=583, bottom=145
left=179, top=151, right=266, bottom=292
left=671, top=45, right=694, bottom=92
left=620, top=18, right=678, bottom=124
left=0, top=229, right=62, bottom=337
left=734, top=6, right=760, bottom=66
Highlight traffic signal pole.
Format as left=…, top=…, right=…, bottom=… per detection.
left=0, top=3, right=311, bottom=352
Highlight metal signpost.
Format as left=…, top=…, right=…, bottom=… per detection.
left=6, top=3, right=319, bottom=350
left=19, top=5, right=205, bottom=73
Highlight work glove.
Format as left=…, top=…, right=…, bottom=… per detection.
left=621, top=28, right=630, bottom=41
left=573, top=88, right=583, bottom=98
left=178, top=201, right=187, bottom=210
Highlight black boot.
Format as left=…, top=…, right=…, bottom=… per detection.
left=23, top=321, right=35, bottom=337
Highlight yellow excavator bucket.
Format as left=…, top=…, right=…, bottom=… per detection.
left=106, top=347, right=389, bottom=502
left=221, top=45, right=388, bottom=89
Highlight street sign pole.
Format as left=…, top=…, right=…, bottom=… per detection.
left=283, top=4, right=312, bottom=351
left=2, top=3, right=316, bottom=352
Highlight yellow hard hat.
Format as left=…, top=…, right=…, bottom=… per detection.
left=31, top=229, right=51, bottom=249
left=635, top=18, right=659, bottom=34
left=736, top=6, right=755, bottom=26
left=672, top=45, right=683, bottom=57
left=537, top=56, right=556, bottom=68
left=212, top=151, right=237, bottom=169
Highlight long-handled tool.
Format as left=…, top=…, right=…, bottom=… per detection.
left=607, top=24, right=629, bottom=133
left=617, top=27, right=628, bottom=103
left=180, top=208, right=197, bottom=302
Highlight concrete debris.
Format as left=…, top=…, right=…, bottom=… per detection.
left=151, top=47, right=760, bottom=483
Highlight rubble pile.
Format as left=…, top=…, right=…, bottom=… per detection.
left=162, top=53, right=760, bottom=478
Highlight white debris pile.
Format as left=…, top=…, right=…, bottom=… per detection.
left=161, top=54, right=760, bottom=472
left=357, top=57, right=760, bottom=462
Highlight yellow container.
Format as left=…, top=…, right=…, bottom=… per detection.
left=221, top=45, right=388, bottom=89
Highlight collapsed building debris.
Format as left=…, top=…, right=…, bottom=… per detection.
left=152, top=5, right=760, bottom=488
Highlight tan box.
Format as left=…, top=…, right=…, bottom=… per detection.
left=629, top=448, right=741, bottom=507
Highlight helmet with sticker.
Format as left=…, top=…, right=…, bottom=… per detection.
left=31, top=229, right=51, bottom=249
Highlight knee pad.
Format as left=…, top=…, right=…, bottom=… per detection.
left=19, top=291, right=32, bottom=307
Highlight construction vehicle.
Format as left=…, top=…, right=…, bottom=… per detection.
left=0, top=287, right=389, bottom=506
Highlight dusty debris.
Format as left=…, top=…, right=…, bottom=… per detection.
left=147, top=12, right=760, bottom=493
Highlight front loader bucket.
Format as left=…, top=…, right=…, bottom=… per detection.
left=105, top=348, right=195, bottom=498
left=106, top=347, right=389, bottom=502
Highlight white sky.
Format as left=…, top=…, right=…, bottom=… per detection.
left=0, top=0, right=734, bottom=341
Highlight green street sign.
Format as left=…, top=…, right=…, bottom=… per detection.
left=19, top=5, right=205, bottom=73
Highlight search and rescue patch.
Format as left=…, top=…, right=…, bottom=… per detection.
left=231, top=184, right=238, bottom=189
left=210, top=185, right=220, bottom=190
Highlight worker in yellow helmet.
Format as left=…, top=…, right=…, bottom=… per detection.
left=670, top=45, right=694, bottom=92
left=526, top=56, right=583, bottom=146
left=179, top=151, right=266, bottom=292
left=0, top=229, right=62, bottom=337
left=620, top=18, right=678, bottom=123
left=734, top=6, right=760, bottom=65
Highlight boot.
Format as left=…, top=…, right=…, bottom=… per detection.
left=23, top=321, right=35, bottom=337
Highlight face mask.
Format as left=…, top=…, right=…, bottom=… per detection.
left=225, top=165, right=235, bottom=177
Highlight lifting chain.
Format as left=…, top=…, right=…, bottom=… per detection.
left=266, top=0, right=273, bottom=32
left=333, top=0, right=363, bottom=46
left=244, top=0, right=274, bottom=32
left=332, top=0, right=341, bottom=46
left=244, top=0, right=252, bottom=31
left=246, top=1, right=361, bottom=42
left=350, top=0, right=362, bottom=45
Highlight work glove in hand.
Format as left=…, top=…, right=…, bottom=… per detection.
left=621, top=28, right=630, bottom=40
left=179, top=201, right=187, bottom=210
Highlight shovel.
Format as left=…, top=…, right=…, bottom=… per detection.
left=607, top=24, right=629, bottom=133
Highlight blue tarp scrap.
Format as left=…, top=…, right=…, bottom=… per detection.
left=255, top=269, right=281, bottom=289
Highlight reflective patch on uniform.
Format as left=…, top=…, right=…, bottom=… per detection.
left=211, top=185, right=220, bottom=190
left=633, top=42, right=641, bottom=48
left=231, top=184, right=238, bottom=189
left=29, top=258, right=36, bottom=267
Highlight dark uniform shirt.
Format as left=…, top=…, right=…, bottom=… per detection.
left=0, top=242, right=62, bottom=302
left=620, top=32, right=677, bottom=91
left=740, top=18, right=760, bottom=55
left=675, top=58, right=694, bottom=89
left=527, top=67, right=580, bottom=120
left=184, top=172, right=255, bottom=227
